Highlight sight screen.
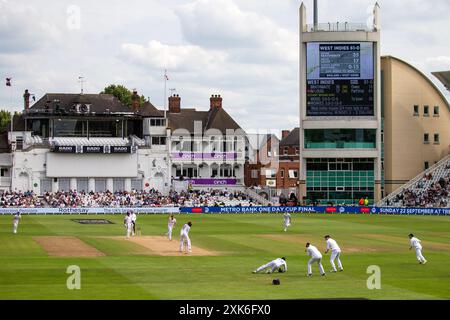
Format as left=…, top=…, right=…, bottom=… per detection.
left=306, top=42, right=374, bottom=116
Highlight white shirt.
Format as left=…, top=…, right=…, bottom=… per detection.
left=181, top=223, right=191, bottom=235
left=131, top=213, right=137, bottom=222
left=326, top=238, right=341, bottom=252
left=124, top=216, right=133, bottom=226
left=410, top=237, right=422, bottom=250
left=168, top=217, right=177, bottom=227
left=272, top=258, right=288, bottom=272
left=283, top=213, right=291, bottom=223
left=307, top=245, right=322, bottom=259
left=13, top=214, right=21, bottom=223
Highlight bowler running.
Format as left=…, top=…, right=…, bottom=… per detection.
left=167, top=214, right=177, bottom=241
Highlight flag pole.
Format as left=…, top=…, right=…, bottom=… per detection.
left=163, top=69, right=167, bottom=119
left=9, top=80, right=13, bottom=133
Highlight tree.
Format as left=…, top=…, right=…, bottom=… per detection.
left=0, top=110, right=11, bottom=132
left=101, top=84, right=147, bottom=108
left=0, top=110, right=21, bottom=132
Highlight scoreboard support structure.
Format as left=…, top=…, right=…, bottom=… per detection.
left=298, top=3, right=382, bottom=205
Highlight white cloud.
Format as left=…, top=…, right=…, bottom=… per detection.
left=174, top=0, right=297, bottom=64
left=0, top=2, right=62, bottom=53
left=117, top=0, right=299, bottom=129
left=426, top=56, right=450, bottom=71
left=0, top=0, right=449, bottom=129
left=120, top=40, right=227, bottom=71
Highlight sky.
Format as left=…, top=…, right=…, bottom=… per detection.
left=0, top=0, right=449, bottom=133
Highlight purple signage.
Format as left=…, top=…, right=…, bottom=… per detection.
left=171, top=152, right=237, bottom=160
left=186, top=178, right=237, bottom=185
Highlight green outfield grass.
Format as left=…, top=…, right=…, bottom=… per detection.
left=1, top=213, right=450, bottom=300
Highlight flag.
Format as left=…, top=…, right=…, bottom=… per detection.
left=5, top=78, right=11, bottom=86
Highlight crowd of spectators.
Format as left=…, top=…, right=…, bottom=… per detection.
left=0, top=191, right=45, bottom=207
left=392, top=172, right=450, bottom=207
left=43, top=189, right=167, bottom=208
left=1, top=189, right=257, bottom=208
left=171, top=189, right=255, bottom=207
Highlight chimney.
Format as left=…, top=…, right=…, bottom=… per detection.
left=168, top=94, right=181, bottom=113
left=131, top=90, right=140, bottom=111
left=210, top=94, right=222, bottom=110
left=23, top=89, right=30, bottom=110
left=282, top=130, right=290, bottom=139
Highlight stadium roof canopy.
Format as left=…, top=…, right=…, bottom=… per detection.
left=432, top=71, right=450, bottom=92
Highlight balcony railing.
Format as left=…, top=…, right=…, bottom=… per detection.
left=306, top=23, right=374, bottom=33
left=0, top=177, right=11, bottom=186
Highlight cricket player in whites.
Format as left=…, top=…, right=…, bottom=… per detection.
left=283, top=212, right=291, bottom=232
left=409, top=233, right=427, bottom=264
left=166, top=214, right=177, bottom=240
left=13, top=211, right=21, bottom=234
left=180, top=221, right=192, bottom=253
left=324, top=235, right=343, bottom=272
left=124, top=211, right=133, bottom=238
left=306, top=242, right=325, bottom=277
left=253, top=257, right=287, bottom=274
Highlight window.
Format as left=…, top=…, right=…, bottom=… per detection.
left=251, top=170, right=258, bottom=179
left=16, top=137, right=23, bottom=150
left=89, top=120, right=122, bottom=137
left=283, top=147, right=288, bottom=155
left=151, top=136, right=166, bottom=145
left=288, top=170, right=298, bottom=179
left=295, top=147, right=299, bottom=155
left=424, top=133, right=429, bottom=144
left=280, top=170, right=284, bottom=178
left=150, top=118, right=166, bottom=126
left=0, top=168, right=9, bottom=177
left=304, top=129, right=376, bottom=149
left=434, top=134, right=440, bottom=144
left=434, top=106, right=439, bottom=117
left=424, top=161, right=429, bottom=170
left=413, top=105, right=419, bottom=116
left=265, top=169, right=276, bottom=178
left=28, top=119, right=49, bottom=137
left=424, top=105, right=429, bottom=116
left=95, top=179, right=106, bottom=192
left=53, top=119, right=88, bottom=137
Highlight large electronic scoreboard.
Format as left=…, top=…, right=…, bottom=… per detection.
left=306, top=42, right=374, bottom=116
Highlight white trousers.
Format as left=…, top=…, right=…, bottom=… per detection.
left=180, top=233, right=191, bottom=252
left=415, top=248, right=426, bottom=262
left=125, top=224, right=133, bottom=238
left=256, top=261, right=279, bottom=273
left=330, top=250, right=343, bottom=271
left=308, top=257, right=325, bottom=275
left=167, top=225, right=174, bottom=240
left=13, top=222, right=19, bottom=234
